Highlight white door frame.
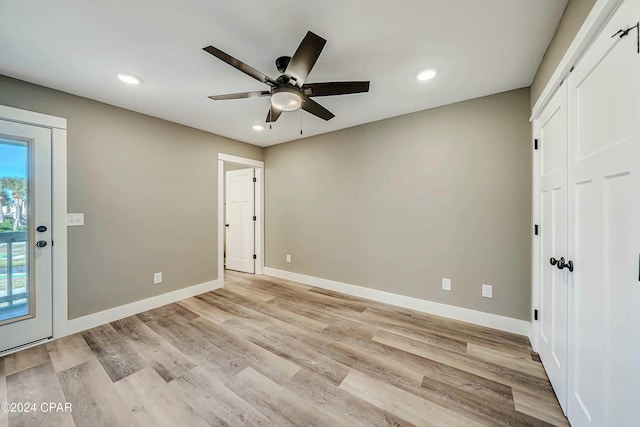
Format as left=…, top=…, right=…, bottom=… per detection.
left=0, top=104, right=67, bottom=354
left=218, top=153, right=264, bottom=284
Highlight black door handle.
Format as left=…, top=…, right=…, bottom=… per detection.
left=36, top=240, right=47, bottom=248
left=37, top=225, right=47, bottom=232
left=225, top=224, right=230, bottom=227
left=550, top=257, right=558, bottom=266
left=555, top=257, right=574, bottom=272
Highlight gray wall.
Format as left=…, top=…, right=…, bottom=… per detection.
left=265, top=88, right=532, bottom=320
left=0, top=75, right=262, bottom=319
left=531, top=0, right=596, bottom=107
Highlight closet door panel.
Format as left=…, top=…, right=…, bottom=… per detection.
left=537, top=85, right=569, bottom=411
left=567, top=0, right=640, bottom=425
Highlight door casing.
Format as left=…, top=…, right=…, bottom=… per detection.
left=217, top=153, right=264, bottom=285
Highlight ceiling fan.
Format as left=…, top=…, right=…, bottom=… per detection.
left=203, top=31, right=370, bottom=123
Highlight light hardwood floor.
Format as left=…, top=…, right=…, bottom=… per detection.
left=0, top=271, right=568, bottom=426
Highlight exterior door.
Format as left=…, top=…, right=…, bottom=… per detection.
left=225, top=168, right=255, bottom=273
left=0, top=120, right=53, bottom=353
left=566, top=0, right=640, bottom=425
left=537, top=85, right=568, bottom=412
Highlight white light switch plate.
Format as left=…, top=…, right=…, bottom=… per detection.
left=154, top=272, right=162, bottom=285
left=442, top=278, right=451, bottom=291
left=67, top=213, right=84, bottom=226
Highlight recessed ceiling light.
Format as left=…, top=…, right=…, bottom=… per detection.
left=416, top=68, right=438, bottom=81
left=117, top=73, right=141, bottom=85
left=252, top=124, right=264, bottom=131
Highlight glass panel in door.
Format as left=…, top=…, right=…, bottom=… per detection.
left=0, top=138, right=31, bottom=324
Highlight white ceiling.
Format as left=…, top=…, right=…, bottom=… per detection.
left=0, top=0, right=567, bottom=147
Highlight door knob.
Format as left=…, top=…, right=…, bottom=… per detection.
left=36, top=240, right=47, bottom=248
left=225, top=224, right=230, bottom=227
left=556, top=257, right=574, bottom=272
left=550, top=257, right=558, bottom=266
left=37, top=225, right=47, bottom=232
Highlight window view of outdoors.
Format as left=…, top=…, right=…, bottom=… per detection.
left=0, top=139, right=29, bottom=322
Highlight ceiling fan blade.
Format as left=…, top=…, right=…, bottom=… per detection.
left=302, top=81, right=370, bottom=97
left=266, top=105, right=283, bottom=123
left=203, top=45, right=276, bottom=86
left=301, top=97, right=334, bottom=121
left=209, top=90, right=270, bottom=100
left=284, top=31, right=326, bottom=87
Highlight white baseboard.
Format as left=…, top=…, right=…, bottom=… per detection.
left=263, top=267, right=530, bottom=336
left=57, top=279, right=222, bottom=338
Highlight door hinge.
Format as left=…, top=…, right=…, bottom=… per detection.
left=534, top=139, right=539, bottom=150
left=252, top=254, right=257, bottom=260
left=611, top=22, right=640, bottom=54
left=252, top=216, right=257, bottom=221
left=253, top=177, right=257, bottom=183
left=534, top=224, right=539, bottom=235
left=534, top=309, right=539, bottom=321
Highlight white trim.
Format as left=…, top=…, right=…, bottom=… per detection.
left=57, top=279, right=221, bottom=337
left=254, top=167, right=264, bottom=275
left=530, top=121, right=541, bottom=352
left=263, top=267, right=530, bottom=336
left=0, top=104, right=66, bottom=129
left=52, top=128, right=69, bottom=340
left=218, top=153, right=265, bottom=284
left=218, top=159, right=224, bottom=281
left=218, top=153, right=264, bottom=168
left=530, top=0, right=623, bottom=121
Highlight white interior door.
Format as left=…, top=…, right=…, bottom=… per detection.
left=537, top=85, right=569, bottom=412
left=225, top=168, right=255, bottom=273
left=567, top=1, right=640, bottom=425
left=0, top=120, right=53, bottom=353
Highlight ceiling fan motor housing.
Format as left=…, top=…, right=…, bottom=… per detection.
left=275, top=56, right=291, bottom=73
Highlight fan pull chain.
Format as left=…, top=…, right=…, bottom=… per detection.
left=299, top=109, right=303, bottom=135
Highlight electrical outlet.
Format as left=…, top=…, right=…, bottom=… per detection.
left=154, top=272, right=163, bottom=285
left=482, top=284, right=493, bottom=298
left=67, top=213, right=85, bottom=226
left=442, top=278, right=451, bottom=291
left=286, top=254, right=291, bottom=263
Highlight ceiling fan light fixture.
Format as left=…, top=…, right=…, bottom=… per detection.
left=271, top=87, right=302, bottom=111
left=252, top=124, right=264, bottom=131
left=117, top=73, right=141, bottom=85
left=416, top=67, right=438, bottom=81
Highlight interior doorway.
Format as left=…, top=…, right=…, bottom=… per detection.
left=217, top=154, right=264, bottom=284
left=225, top=165, right=256, bottom=273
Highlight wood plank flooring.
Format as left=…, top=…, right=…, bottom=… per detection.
left=0, top=271, right=568, bottom=426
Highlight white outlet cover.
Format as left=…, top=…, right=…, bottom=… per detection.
left=154, top=272, right=162, bottom=284
left=286, top=254, right=291, bottom=263
left=67, top=213, right=84, bottom=226
left=482, top=284, right=493, bottom=298
left=442, top=278, right=451, bottom=291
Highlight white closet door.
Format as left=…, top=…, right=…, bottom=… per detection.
left=567, top=0, right=640, bottom=425
left=537, top=85, right=569, bottom=412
